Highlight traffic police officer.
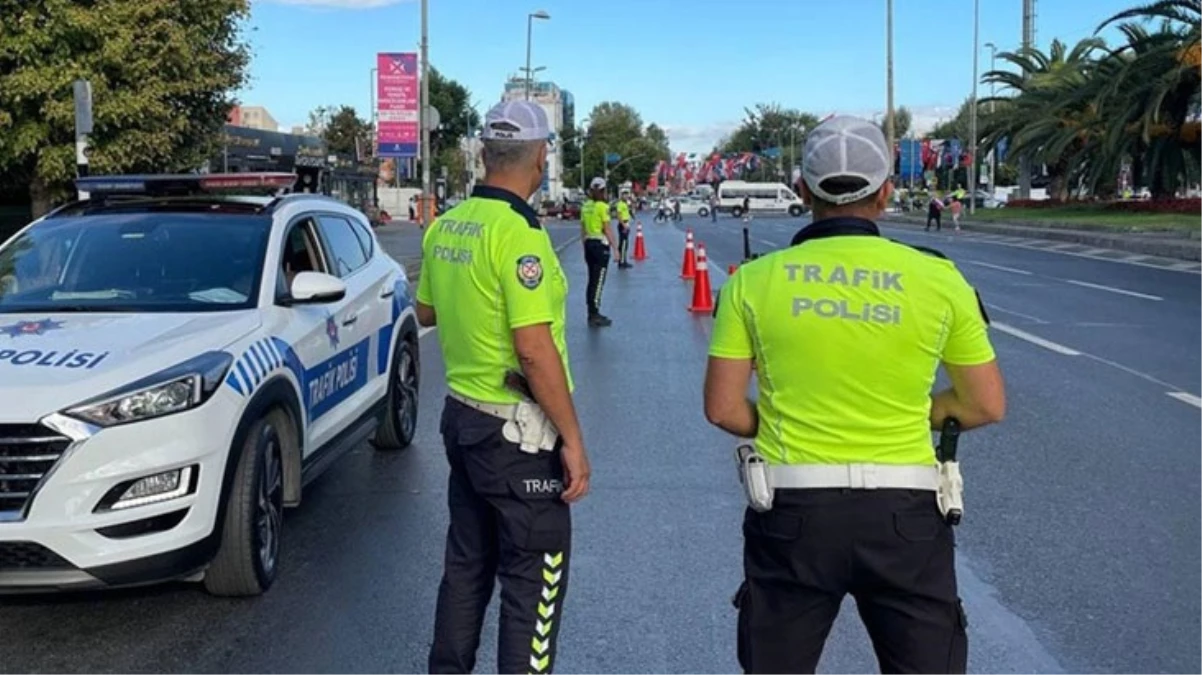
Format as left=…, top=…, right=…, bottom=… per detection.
left=416, top=100, right=593, bottom=675
left=615, top=196, right=633, bottom=269
left=703, top=115, right=1007, bottom=674
left=581, top=176, right=617, bottom=327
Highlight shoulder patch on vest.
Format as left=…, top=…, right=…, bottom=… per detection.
left=516, top=255, right=544, bottom=289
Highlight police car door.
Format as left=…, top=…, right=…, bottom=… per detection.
left=268, top=216, right=355, bottom=456
left=310, top=214, right=385, bottom=439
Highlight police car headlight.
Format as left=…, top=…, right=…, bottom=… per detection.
left=64, top=351, right=233, bottom=428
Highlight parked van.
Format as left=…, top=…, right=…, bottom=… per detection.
left=717, top=181, right=808, bottom=217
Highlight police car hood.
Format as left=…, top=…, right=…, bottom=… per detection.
left=0, top=312, right=260, bottom=421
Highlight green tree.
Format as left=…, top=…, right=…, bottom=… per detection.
left=0, top=0, right=252, bottom=216
left=307, top=105, right=372, bottom=159
left=719, top=104, right=820, bottom=179
left=577, top=102, right=670, bottom=189
left=880, top=106, right=913, bottom=139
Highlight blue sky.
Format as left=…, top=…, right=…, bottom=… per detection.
left=242, top=0, right=1141, bottom=152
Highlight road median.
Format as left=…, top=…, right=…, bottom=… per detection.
left=883, top=213, right=1201, bottom=261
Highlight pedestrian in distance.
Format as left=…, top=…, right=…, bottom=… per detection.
left=950, top=196, right=963, bottom=232
left=926, top=193, right=943, bottom=231
left=581, top=176, right=617, bottom=327
left=710, top=192, right=719, bottom=222
left=416, top=99, right=592, bottom=675
left=704, top=115, right=1006, bottom=675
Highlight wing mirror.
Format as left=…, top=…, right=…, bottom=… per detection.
left=286, top=271, right=346, bottom=305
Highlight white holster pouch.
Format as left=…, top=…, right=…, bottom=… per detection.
left=449, top=393, right=559, bottom=454
left=937, top=460, right=964, bottom=524
left=735, top=444, right=774, bottom=512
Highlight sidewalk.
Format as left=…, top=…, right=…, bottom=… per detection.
left=883, top=212, right=1201, bottom=261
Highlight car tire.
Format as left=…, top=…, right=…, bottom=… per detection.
left=372, top=334, right=420, bottom=451
left=698, top=207, right=710, bottom=217
left=788, top=205, right=804, bottom=217
left=731, top=206, right=744, bottom=218
left=204, top=409, right=288, bottom=597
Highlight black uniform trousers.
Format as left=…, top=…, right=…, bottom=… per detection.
left=429, top=398, right=572, bottom=675
left=583, top=239, right=610, bottom=316
left=616, top=223, right=630, bottom=264
left=735, top=488, right=967, bottom=675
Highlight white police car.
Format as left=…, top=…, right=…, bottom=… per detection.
left=0, top=173, right=422, bottom=596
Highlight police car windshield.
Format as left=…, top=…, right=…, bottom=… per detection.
left=0, top=213, right=271, bottom=313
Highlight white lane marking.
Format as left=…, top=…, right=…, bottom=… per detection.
left=419, top=326, right=435, bottom=338
left=913, top=228, right=1202, bottom=275
left=964, top=260, right=1033, bottom=276
left=1063, top=279, right=1164, bottom=301
left=1167, top=392, right=1202, bottom=409
left=986, top=303, right=1049, bottom=324
left=991, top=322, right=1082, bottom=356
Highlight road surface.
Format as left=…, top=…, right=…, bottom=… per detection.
left=2, top=214, right=1197, bottom=674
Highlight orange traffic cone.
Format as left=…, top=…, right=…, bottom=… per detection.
left=680, top=229, right=697, bottom=279
left=633, top=222, right=648, bottom=261
left=689, top=244, right=715, bottom=313
left=728, top=263, right=738, bottom=275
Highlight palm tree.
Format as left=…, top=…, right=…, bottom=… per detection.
left=980, top=38, right=1107, bottom=200
left=1095, top=0, right=1201, bottom=197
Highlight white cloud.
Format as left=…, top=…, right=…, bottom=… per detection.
left=257, top=0, right=412, bottom=8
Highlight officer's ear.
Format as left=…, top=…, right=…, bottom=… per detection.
left=535, top=142, right=549, bottom=171
left=798, top=181, right=813, bottom=207
left=874, top=181, right=895, bottom=212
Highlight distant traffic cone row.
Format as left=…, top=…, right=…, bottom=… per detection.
left=680, top=229, right=696, bottom=279
left=689, top=244, right=715, bottom=313
left=633, top=222, right=648, bottom=261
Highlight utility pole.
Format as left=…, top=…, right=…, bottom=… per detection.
left=885, top=0, right=895, bottom=168
left=420, top=0, right=431, bottom=225
left=985, top=43, right=998, bottom=198
left=968, top=0, right=980, bottom=215
left=1018, top=0, right=1035, bottom=199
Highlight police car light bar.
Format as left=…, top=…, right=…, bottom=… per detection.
left=75, top=173, right=298, bottom=198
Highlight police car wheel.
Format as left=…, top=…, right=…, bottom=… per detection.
left=203, top=410, right=288, bottom=597
left=372, top=335, right=419, bottom=451
left=731, top=206, right=744, bottom=218
left=788, top=205, right=804, bottom=217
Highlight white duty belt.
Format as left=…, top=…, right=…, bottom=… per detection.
left=448, top=391, right=559, bottom=454
left=767, top=463, right=938, bottom=491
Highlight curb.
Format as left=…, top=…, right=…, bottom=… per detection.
left=882, top=214, right=1201, bottom=262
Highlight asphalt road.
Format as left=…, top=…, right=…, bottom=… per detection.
left=2, top=213, right=1197, bottom=674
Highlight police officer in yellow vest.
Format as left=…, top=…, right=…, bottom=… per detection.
left=417, top=100, right=592, bottom=675
left=704, top=115, right=1006, bottom=674
left=581, top=177, right=617, bottom=327
left=615, top=196, right=633, bottom=269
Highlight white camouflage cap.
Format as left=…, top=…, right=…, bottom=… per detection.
left=801, top=115, right=893, bottom=205
left=589, top=176, right=606, bottom=190
left=481, top=100, right=552, bottom=141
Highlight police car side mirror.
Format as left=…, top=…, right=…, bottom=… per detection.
left=287, top=271, right=346, bottom=305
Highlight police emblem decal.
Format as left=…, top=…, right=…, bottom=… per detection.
left=325, top=314, right=340, bottom=349
left=517, top=255, right=543, bottom=290
left=0, top=318, right=64, bottom=338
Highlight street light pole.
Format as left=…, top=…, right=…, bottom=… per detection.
left=885, top=0, right=895, bottom=163
left=420, top=0, right=431, bottom=225
left=985, top=42, right=997, bottom=198
left=525, top=10, right=550, bottom=100
left=968, top=0, right=980, bottom=215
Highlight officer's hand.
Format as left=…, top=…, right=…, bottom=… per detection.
left=560, top=443, right=591, bottom=503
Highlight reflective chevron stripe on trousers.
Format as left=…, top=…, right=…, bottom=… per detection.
left=429, top=399, right=572, bottom=675
left=584, top=239, right=610, bottom=316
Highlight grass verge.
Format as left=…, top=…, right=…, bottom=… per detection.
left=969, top=205, right=1199, bottom=234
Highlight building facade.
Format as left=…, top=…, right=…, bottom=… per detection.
left=501, top=78, right=566, bottom=202
left=228, top=105, right=280, bottom=132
